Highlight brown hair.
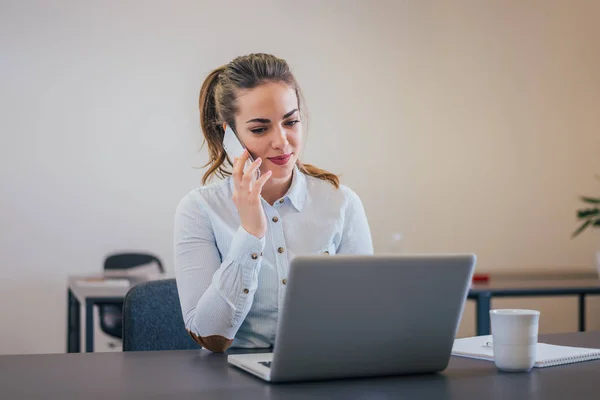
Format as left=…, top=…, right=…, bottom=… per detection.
left=198, top=53, right=339, bottom=188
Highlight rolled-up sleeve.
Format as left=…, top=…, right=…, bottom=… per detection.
left=174, top=192, right=265, bottom=339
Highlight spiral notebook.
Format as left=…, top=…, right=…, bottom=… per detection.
left=452, top=335, right=600, bottom=368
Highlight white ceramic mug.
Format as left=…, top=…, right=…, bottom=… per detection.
left=489, top=309, right=540, bottom=372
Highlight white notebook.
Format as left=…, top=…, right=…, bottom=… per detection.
left=452, top=335, right=600, bottom=368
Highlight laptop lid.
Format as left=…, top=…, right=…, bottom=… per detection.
left=269, top=254, right=476, bottom=382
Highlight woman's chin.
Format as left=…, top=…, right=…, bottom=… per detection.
left=263, top=163, right=294, bottom=181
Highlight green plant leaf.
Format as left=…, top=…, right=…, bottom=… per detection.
left=572, top=219, right=593, bottom=239
left=580, top=196, right=600, bottom=204
left=577, top=208, right=599, bottom=219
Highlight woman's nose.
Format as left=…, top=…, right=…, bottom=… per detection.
left=271, top=126, right=288, bottom=149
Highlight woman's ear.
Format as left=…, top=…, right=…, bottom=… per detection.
left=222, top=123, right=227, bottom=131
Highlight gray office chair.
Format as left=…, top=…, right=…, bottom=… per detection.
left=99, top=252, right=164, bottom=341
left=122, top=278, right=202, bottom=351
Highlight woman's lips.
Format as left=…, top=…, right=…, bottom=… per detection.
left=267, top=153, right=292, bottom=166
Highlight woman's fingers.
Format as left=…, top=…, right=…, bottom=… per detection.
left=232, top=150, right=249, bottom=190
left=241, top=157, right=262, bottom=190
left=230, top=151, right=269, bottom=239
left=251, top=170, right=272, bottom=197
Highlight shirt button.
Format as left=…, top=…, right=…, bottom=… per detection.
left=279, top=199, right=284, bottom=204
left=282, top=279, right=287, bottom=285
left=272, top=216, right=279, bottom=223
left=243, top=288, right=249, bottom=294
left=251, top=253, right=258, bottom=260
left=278, top=247, right=285, bottom=254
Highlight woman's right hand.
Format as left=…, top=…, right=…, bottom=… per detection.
left=232, top=150, right=272, bottom=239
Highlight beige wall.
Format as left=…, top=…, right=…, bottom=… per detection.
left=1, top=0, right=599, bottom=354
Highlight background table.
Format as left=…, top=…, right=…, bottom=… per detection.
left=67, top=273, right=167, bottom=353
left=468, top=278, right=600, bottom=335
left=68, top=273, right=600, bottom=351
left=4, top=331, right=600, bottom=399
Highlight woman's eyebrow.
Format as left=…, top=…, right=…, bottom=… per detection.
left=246, top=109, right=298, bottom=124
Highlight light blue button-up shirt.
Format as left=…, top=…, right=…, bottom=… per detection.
left=174, top=166, right=373, bottom=348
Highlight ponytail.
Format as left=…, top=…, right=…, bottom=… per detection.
left=199, top=66, right=230, bottom=185
left=297, top=162, right=340, bottom=189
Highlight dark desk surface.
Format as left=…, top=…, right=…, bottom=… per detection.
left=470, top=278, right=600, bottom=295
left=1, top=331, right=600, bottom=400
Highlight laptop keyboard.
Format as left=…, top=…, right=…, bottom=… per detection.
left=258, top=361, right=272, bottom=368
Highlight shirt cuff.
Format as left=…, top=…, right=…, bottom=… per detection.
left=225, top=226, right=266, bottom=265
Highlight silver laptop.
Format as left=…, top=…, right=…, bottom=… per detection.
left=227, top=254, right=476, bottom=382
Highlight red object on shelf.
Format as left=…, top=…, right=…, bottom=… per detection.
left=472, top=274, right=490, bottom=283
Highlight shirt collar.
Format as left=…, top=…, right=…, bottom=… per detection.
left=227, top=164, right=307, bottom=211
left=284, top=165, right=307, bottom=211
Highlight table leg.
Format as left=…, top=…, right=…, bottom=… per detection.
left=86, top=300, right=95, bottom=352
left=476, top=292, right=492, bottom=336
left=67, top=289, right=81, bottom=353
left=579, top=294, right=586, bottom=332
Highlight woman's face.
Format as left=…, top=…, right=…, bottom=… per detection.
left=233, top=81, right=303, bottom=181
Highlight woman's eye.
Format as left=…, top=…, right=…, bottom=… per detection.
left=285, top=120, right=300, bottom=126
left=250, top=127, right=267, bottom=134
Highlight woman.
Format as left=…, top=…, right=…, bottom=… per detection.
left=174, top=53, right=373, bottom=353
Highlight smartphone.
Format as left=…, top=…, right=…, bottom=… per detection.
left=223, top=124, right=260, bottom=181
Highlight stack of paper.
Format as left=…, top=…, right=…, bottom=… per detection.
left=452, top=335, right=600, bottom=368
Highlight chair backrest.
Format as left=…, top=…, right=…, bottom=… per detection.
left=104, top=253, right=164, bottom=273
left=122, top=279, right=201, bottom=351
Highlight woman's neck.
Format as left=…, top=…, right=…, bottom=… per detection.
left=261, top=174, right=293, bottom=205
